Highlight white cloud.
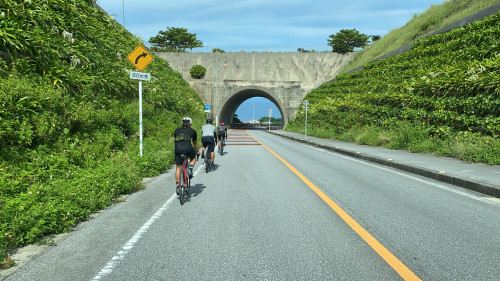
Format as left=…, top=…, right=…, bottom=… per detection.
left=97, top=0, right=444, bottom=49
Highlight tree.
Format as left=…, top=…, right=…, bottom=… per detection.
left=327, top=29, right=369, bottom=53
left=149, top=27, right=203, bottom=52
left=258, top=117, right=283, bottom=126
left=233, top=114, right=241, bottom=124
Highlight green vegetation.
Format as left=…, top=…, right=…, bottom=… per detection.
left=342, top=0, right=500, bottom=72
left=259, top=117, right=283, bottom=126
left=189, top=64, right=207, bottom=79
left=0, top=0, right=204, bottom=264
left=149, top=26, right=203, bottom=52
left=287, top=6, right=500, bottom=164
left=327, top=29, right=370, bottom=53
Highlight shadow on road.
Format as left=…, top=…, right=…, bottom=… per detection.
left=189, top=183, right=206, bottom=199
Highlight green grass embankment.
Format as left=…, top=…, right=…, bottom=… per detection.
left=287, top=3, right=500, bottom=165
left=0, top=0, right=204, bottom=265
left=343, top=0, right=500, bottom=72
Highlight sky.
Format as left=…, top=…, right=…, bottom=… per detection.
left=96, top=0, right=445, bottom=121
left=236, top=97, right=279, bottom=122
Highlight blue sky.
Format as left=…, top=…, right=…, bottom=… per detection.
left=236, top=97, right=280, bottom=122
left=96, top=0, right=445, bottom=121
left=97, top=0, right=445, bottom=51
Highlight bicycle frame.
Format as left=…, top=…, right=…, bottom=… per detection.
left=219, top=137, right=225, bottom=156
left=205, top=148, right=211, bottom=173
left=182, top=157, right=189, bottom=185
left=179, top=154, right=190, bottom=205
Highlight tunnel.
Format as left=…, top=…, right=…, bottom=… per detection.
left=217, top=87, right=287, bottom=127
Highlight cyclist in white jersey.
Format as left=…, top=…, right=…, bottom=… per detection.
left=201, top=118, right=217, bottom=164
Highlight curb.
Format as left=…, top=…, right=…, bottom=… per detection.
left=268, top=131, right=500, bottom=199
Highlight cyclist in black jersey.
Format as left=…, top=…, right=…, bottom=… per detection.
left=173, top=117, right=199, bottom=193
left=217, top=122, right=227, bottom=153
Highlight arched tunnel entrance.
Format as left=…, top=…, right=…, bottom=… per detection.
left=156, top=52, right=356, bottom=128
left=217, top=88, right=288, bottom=127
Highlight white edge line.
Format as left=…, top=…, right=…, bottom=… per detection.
left=91, top=194, right=177, bottom=280
left=92, top=160, right=204, bottom=280
left=302, top=143, right=500, bottom=207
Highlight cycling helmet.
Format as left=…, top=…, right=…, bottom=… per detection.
left=206, top=118, right=213, bottom=124
left=182, top=117, right=192, bottom=125
left=221, top=122, right=225, bottom=126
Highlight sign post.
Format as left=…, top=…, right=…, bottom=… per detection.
left=302, top=100, right=309, bottom=140
left=139, top=80, right=143, bottom=156
left=268, top=108, right=272, bottom=131
left=127, top=45, right=153, bottom=156
left=205, top=104, right=211, bottom=119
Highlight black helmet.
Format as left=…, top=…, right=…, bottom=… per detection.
left=206, top=118, right=213, bottom=124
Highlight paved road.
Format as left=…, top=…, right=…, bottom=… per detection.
left=269, top=130, right=500, bottom=198
left=3, top=129, right=500, bottom=280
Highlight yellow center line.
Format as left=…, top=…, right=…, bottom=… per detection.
left=247, top=130, right=421, bottom=281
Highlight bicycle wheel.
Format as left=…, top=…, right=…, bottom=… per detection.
left=186, top=174, right=190, bottom=196
left=179, top=169, right=186, bottom=205
left=205, top=151, right=210, bottom=173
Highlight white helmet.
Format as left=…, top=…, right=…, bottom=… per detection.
left=182, top=117, right=192, bottom=125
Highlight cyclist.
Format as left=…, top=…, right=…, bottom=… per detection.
left=173, top=117, right=199, bottom=194
left=201, top=118, right=217, bottom=164
left=217, top=122, right=227, bottom=153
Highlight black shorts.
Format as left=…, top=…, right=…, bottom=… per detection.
left=174, top=146, right=196, bottom=165
left=217, top=133, right=225, bottom=141
left=201, top=136, right=215, bottom=153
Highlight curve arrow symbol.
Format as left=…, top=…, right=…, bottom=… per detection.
left=135, top=52, right=148, bottom=64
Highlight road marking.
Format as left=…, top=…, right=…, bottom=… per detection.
left=195, top=164, right=204, bottom=175
left=304, top=144, right=500, bottom=207
left=92, top=194, right=177, bottom=280
left=248, top=131, right=422, bottom=281
left=484, top=197, right=500, bottom=204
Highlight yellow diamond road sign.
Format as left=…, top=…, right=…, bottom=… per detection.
left=127, top=45, right=153, bottom=71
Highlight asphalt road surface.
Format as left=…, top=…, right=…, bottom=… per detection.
left=4, top=129, right=500, bottom=281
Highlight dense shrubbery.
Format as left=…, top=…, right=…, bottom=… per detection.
left=287, top=11, right=500, bottom=164
left=0, top=0, right=204, bottom=263
left=189, top=64, right=207, bottom=78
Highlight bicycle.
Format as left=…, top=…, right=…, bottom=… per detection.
left=178, top=153, right=191, bottom=205
left=219, top=139, right=225, bottom=156
left=204, top=149, right=213, bottom=173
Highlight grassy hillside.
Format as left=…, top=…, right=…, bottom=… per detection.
left=0, top=0, right=204, bottom=265
left=343, top=0, right=500, bottom=73
left=287, top=3, right=500, bottom=164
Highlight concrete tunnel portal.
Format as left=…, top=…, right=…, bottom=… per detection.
left=154, top=52, right=356, bottom=127
left=218, top=88, right=286, bottom=126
